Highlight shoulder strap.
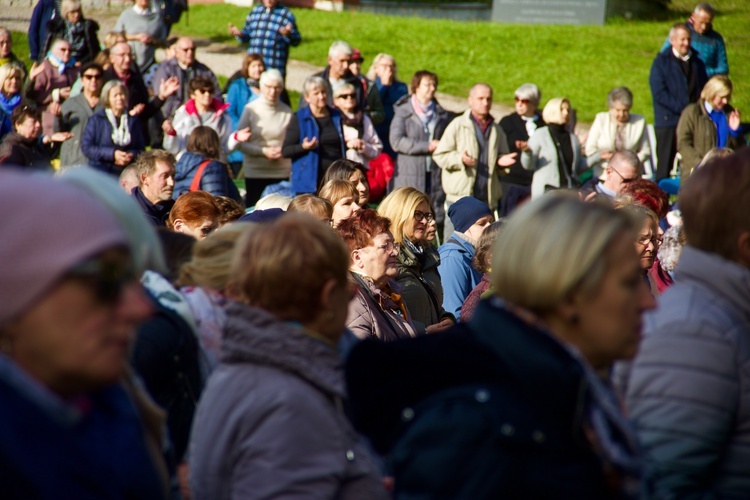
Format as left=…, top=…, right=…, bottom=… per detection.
left=189, top=160, right=212, bottom=192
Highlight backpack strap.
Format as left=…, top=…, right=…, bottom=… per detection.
left=189, top=160, right=212, bottom=192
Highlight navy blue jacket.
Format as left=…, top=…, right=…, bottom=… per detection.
left=29, top=0, right=58, bottom=61
left=173, top=151, right=241, bottom=201
left=346, top=298, right=639, bottom=499
left=286, top=105, right=345, bottom=194
left=81, top=109, right=146, bottom=175
left=650, top=49, right=708, bottom=128
left=132, top=186, right=174, bottom=227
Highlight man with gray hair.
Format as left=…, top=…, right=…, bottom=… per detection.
left=300, top=41, right=368, bottom=116
left=580, top=150, right=641, bottom=198
left=660, top=3, right=728, bottom=77
left=0, top=28, right=27, bottom=79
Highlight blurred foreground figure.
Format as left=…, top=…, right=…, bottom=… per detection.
left=0, top=169, right=168, bottom=498
left=625, top=149, right=750, bottom=497
left=347, top=194, right=655, bottom=499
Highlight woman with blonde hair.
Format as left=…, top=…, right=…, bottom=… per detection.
left=521, top=97, right=588, bottom=199
left=287, top=193, right=333, bottom=223
left=318, top=179, right=360, bottom=227
left=378, top=186, right=455, bottom=333
left=677, top=75, right=744, bottom=178
left=178, top=223, right=249, bottom=369
left=347, top=194, right=656, bottom=498
left=189, top=213, right=387, bottom=499
left=0, top=63, right=24, bottom=140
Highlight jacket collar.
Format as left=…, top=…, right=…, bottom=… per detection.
left=185, top=97, right=229, bottom=117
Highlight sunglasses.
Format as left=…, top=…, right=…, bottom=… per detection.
left=66, top=256, right=137, bottom=305
left=82, top=73, right=102, bottom=80
left=337, top=94, right=356, bottom=100
left=515, top=97, right=530, bottom=104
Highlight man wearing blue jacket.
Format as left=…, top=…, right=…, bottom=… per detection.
left=438, top=196, right=493, bottom=321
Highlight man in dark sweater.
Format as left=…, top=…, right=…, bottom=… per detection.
left=131, top=150, right=176, bottom=226
left=649, top=23, right=708, bottom=182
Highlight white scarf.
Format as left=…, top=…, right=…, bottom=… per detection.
left=105, top=108, right=131, bottom=146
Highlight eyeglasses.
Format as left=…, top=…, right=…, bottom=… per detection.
left=413, top=210, right=434, bottom=222
left=515, top=97, right=530, bottom=104
left=82, top=73, right=102, bottom=80
left=336, top=94, right=356, bottom=100
left=374, top=241, right=400, bottom=254
left=636, top=235, right=663, bottom=247
left=65, top=256, right=138, bottom=305
left=610, top=166, right=639, bottom=183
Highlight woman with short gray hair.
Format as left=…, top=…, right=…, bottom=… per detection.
left=282, top=74, right=345, bottom=195
left=585, top=86, right=650, bottom=177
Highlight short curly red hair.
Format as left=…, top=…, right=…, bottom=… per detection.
left=620, top=179, right=669, bottom=219
left=336, top=208, right=391, bottom=254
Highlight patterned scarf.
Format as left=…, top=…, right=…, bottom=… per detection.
left=411, top=94, right=435, bottom=128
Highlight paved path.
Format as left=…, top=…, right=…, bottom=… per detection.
left=0, top=0, right=516, bottom=117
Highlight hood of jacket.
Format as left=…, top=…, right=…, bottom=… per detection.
left=185, top=97, right=230, bottom=117
left=222, top=302, right=346, bottom=399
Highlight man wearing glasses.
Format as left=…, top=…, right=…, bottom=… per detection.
left=580, top=150, right=642, bottom=199
left=57, top=62, right=104, bottom=168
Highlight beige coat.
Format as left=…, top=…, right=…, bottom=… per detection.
left=229, top=97, right=293, bottom=179
left=585, top=111, right=651, bottom=177
left=432, top=109, right=508, bottom=208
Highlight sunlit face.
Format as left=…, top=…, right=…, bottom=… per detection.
left=404, top=201, right=431, bottom=242
left=355, top=230, right=398, bottom=285
left=81, top=69, right=103, bottom=96
left=335, top=89, right=357, bottom=113
left=348, top=170, right=369, bottom=206
left=710, top=92, right=730, bottom=111
left=425, top=218, right=437, bottom=242
left=52, top=41, right=72, bottom=64
left=261, top=81, right=282, bottom=103
left=567, top=231, right=656, bottom=369
left=609, top=101, right=631, bottom=124
left=328, top=51, right=351, bottom=80
left=65, top=9, right=81, bottom=23
left=108, top=86, right=128, bottom=115
left=560, top=102, right=571, bottom=124
left=515, top=95, right=537, bottom=118
left=331, top=196, right=359, bottom=227
left=175, top=217, right=219, bottom=240
left=135, top=0, right=150, bottom=9
left=191, top=86, right=213, bottom=109
left=348, top=59, right=362, bottom=77
left=248, top=60, right=265, bottom=81
left=0, top=32, right=11, bottom=58
left=261, top=0, right=278, bottom=8
left=175, top=40, right=196, bottom=67
left=109, top=44, right=132, bottom=74
left=466, top=215, right=493, bottom=241
left=3, top=248, right=153, bottom=395
left=635, top=219, right=660, bottom=271
left=305, top=85, right=328, bottom=110
left=469, top=86, right=493, bottom=119
left=2, top=72, right=20, bottom=96
left=691, top=9, right=713, bottom=35
left=606, top=162, right=639, bottom=195
left=15, top=116, right=41, bottom=139
left=670, top=28, right=691, bottom=57
left=141, top=160, right=175, bottom=204
left=414, top=77, right=436, bottom=105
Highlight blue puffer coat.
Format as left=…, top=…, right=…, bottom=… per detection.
left=81, top=109, right=146, bottom=175
left=173, top=151, right=241, bottom=201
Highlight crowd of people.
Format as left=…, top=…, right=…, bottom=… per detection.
left=0, top=0, right=749, bottom=498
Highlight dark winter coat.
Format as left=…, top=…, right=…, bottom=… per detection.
left=43, top=16, right=100, bottom=64
left=173, top=151, right=241, bottom=201
left=649, top=48, right=708, bottom=128
left=81, top=109, right=146, bottom=175
left=132, top=186, right=174, bottom=227
left=0, top=132, right=58, bottom=169
left=29, top=0, right=58, bottom=61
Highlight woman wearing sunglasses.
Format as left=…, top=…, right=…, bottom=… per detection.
left=0, top=169, right=168, bottom=497
left=378, top=187, right=455, bottom=334
left=338, top=208, right=418, bottom=341
left=333, top=83, right=382, bottom=170
left=58, top=61, right=103, bottom=168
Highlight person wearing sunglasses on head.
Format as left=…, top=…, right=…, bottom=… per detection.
left=498, top=83, right=544, bottom=217
left=57, top=61, right=103, bottom=168
left=580, top=150, right=643, bottom=200
left=0, top=169, right=170, bottom=498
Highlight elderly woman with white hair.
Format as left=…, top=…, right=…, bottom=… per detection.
left=585, top=87, right=650, bottom=178
left=498, top=83, right=544, bottom=216
left=521, top=97, right=588, bottom=199
left=283, top=74, right=345, bottom=195
left=346, top=194, right=656, bottom=498
left=367, top=53, right=408, bottom=158
left=43, top=0, right=101, bottom=65
left=228, top=69, right=293, bottom=207
left=333, top=82, right=382, bottom=169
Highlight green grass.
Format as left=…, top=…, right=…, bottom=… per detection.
left=173, top=0, right=749, bottom=123
left=11, top=32, right=33, bottom=70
